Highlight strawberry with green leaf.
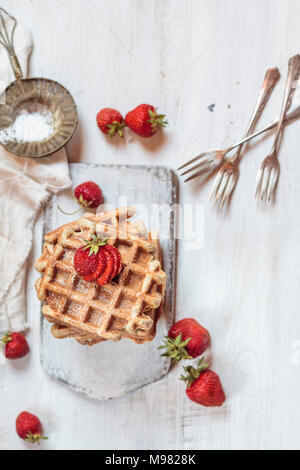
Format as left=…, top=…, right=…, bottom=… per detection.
left=58, top=181, right=103, bottom=216
left=16, top=412, right=48, bottom=444
left=74, top=182, right=103, bottom=209
left=1, top=332, right=29, bottom=360
left=159, top=318, right=210, bottom=361
left=125, top=104, right=167, bottom=138
left=74, top=235, right=108, bottom=277
left=97, top=108, right=125, bottom=138
left=74, top=235, right=122, bottom=286
left=180, top=358, right=226, bottom=407
left=159, top=333, right=192, bottom=362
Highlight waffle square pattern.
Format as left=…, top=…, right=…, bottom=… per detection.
left=35, top=206, right=166, bottom=345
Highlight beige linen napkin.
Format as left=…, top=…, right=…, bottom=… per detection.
left=0, top=18, right=71, bottom=332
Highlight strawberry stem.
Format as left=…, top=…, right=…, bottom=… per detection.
left=107, top=121, right=125, bottom=138
left=57, top=205, right=82, bottom=216
left=25, top=432, right=48, bottom=444
left=148, top=108, right=168, bottom=132
left=158, top=333, right=192, bottom=362
left=77, top=194, right=93, bottom=208
left=83, top=234, right=108, bottom=256
left=57, top=194, right=93, bottom=216
left=0, top=332, right=12, bottom=345
left=180, top=357, right=209, bottom=387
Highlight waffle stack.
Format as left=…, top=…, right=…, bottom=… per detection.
left=35, top=206, right=166, bottom=346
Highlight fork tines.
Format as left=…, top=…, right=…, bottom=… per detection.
left=254, top=159, right=279, bottom=203
left=209, top=173, right=236, bottom=208
left=177, top=152, right=216, bottom=183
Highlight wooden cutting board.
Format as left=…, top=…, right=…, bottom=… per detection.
left=40, top=163, right=178, bottom=400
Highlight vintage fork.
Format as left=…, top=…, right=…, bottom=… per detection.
left=209, top=67, right=280, bottom=207
left=178, top=102, right=300, bottom=184
left=255, top=54, right=300, bottom=202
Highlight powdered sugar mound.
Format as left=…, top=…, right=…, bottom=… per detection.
left=0, top=104, right=54, bottom=144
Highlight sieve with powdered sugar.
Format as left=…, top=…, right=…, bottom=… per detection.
left=0, top=8, right=78, bottom=158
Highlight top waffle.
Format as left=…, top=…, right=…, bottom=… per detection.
left=35, top=206, right=167, bottom=343
left=49, top=229, right=164, bottom=346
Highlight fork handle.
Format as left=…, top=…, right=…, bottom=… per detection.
left=233, top=67, right=280, bottom=161
left=226, top=103, right=300, bottom=153
left=272, top=54, right=300, bottom=151
left=244, top=68, right=280, bottom=136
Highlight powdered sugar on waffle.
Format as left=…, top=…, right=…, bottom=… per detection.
left=35, top=207, right=166, bottom=344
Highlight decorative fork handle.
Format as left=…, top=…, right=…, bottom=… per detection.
left=244, top=68, right=280, bottom=136
left=227, top=101, right=300, bottom=153
left=233, top=67, right=280, bottom=160
left=271, top=54, right=300, bottom=152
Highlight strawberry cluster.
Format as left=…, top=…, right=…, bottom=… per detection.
left=74, top=235, right=122, bottom=286
left=97, top=104, right=167, bottom=139
left=159, top=318, right=226, bottom=408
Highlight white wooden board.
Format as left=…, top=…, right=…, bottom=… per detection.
left=41, top=164, right=177, bottom=400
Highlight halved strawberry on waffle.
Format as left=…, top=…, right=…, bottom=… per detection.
left=104, top=245, right=122, bottom=279
left=82, top=250, right=107, bottom=282
left=74, top=236, right=122, bottom=286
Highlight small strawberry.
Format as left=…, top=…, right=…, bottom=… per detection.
left=180, top=358, right=226, bottom=407
left=125, top=104, right=167, bottom=138
left=97, top=108, right=125, bottom=137
left=16, top=411, right=48, bottom=443
left=58, top=182, right=103, bottom=216
left=1, top=332, right=29, bottom=360
left=74, top=182, right=103, bottom=209
left=74, top=235, right=107, bottom=277
left=160, top=318, right=210, bottom=361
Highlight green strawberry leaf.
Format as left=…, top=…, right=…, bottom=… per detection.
left=158, top=334, right=192, bottom=362
left=83, top=235, right=108, bottom=256
left=148, top=108, right=168, bottom=131
left=180, top=357, right=209, bottom=387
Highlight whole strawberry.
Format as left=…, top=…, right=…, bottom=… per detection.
left=97, top=108, right=125, bottom=137
left=125, top=104, right=167, bottom=138
left=16, top=411, right=48, bottom=443
left=159, top=318, right=210, bottom=362
left=1, top=332, right=29, bottom=360
left=180, top=358, right=226, bottom=407
left=74, top=181, right=103, bottom=209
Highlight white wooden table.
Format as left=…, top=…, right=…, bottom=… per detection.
left=1, top=0, right=300, bottom=450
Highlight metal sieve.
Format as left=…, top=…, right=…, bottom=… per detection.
left=0, top=8, right=78, bottom=158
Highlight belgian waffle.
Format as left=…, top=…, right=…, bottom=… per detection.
left=49, top=232, right=165, bottom=345
left=35, top=206, right=166, bottom=344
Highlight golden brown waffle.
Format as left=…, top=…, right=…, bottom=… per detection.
left=35, top=207, right=166, bottom=344
left=50, top=232, right=165, bottom=346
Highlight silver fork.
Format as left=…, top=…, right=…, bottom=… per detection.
left=255, top=54, right=300, bottom=202
left=209, top=67, right=280, bottom=207
left=178, top=102, right=300, bottom=183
